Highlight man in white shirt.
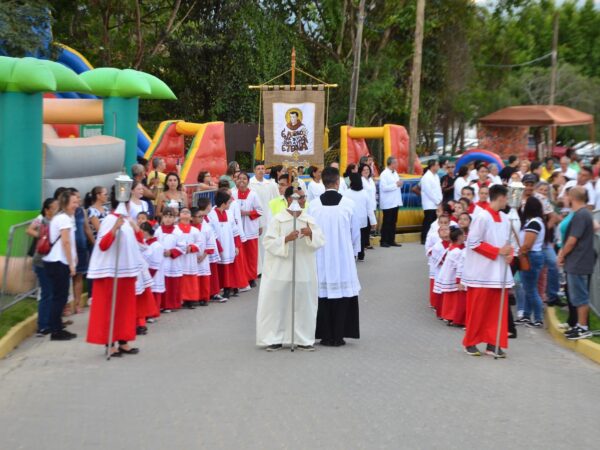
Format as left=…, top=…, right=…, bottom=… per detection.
left=378, top=157, right=403, bottom=247
left=559, top=166, right=595, bottom=210
left=249, top=162, right=280, bottom=274
left=420, top=160, right=443, bottom=244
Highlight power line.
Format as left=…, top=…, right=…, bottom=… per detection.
left=478, top=52, right=552, bottom=68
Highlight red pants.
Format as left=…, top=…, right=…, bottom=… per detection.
left=209, top=262, right=220, bottom=296
left=217, top=263, right=235, bottom=289
left=244, top=238, right=258, bottom=282
left=181, top=274, right=199, bottom=302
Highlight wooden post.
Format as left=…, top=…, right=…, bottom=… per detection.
left=549, top=12, right=559, bottom=158
left=347, top=0, right=366, bottom=127
left=408, top=0, right=426, bottom=174
left=291, top=47, right=296, bottom=90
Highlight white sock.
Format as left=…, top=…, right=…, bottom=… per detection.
left=577, top=323, right=589, bottom=331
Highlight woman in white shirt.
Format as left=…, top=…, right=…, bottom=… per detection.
left=488, top=164, right=502, bottom=186
left=453, top=166, right=470, bottom=201
left=43, top=190, right=79, bottom=341
left=343, top=173, right=377, bottom=261
left=307, top=166, right=325, bottom=202
left=128, top=181, right=150, bottom=220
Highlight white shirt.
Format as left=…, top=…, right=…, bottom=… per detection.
left=307, top=179, right=326, bottom=202
left=362, top=176, right=377, bottom=216
left=453, top=176, right=469, bottom=201
left=43, top=212, right=77, bottom=265
left=560, top=180, right=595, bottom=207
left=343, top=188, right=377, bottom=228
left=420, top=170, right=443, bottom=210
left=379, top=168, right=403, bottom=210
left=468, top=169, right=479, bottom=181
left=249, top=176, right=279, bottom=226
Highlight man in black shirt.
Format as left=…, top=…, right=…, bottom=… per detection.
left=558, top=187, right=595, bottom=340
left=499, top=155, right=519, bottom=183
left=440, top=160, right=456, bottom=203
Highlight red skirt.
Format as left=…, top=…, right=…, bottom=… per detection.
left=209, top=262, right=220, bottom=296
left=441, top=291, right=457, bottom=321
left=218, top=263, right=236, bottom=289
left=137, top=287, right=160, bottom=319
left=181, top=274, right=199, bottom=302
left=198, top=275, right=211, bottom=301
left=231, top=245, right=249, bottom=289
left=451, top=290, right=467, bottom=326
left=163, top=276, right=182, bottom=310
left=429, top=279, right=442, bottom=315
left=86, top=277, right=137, bottom=345
left=462, top=287, right=508, bottom=349
left=153, top=292, right=163, bottom=315
left=244, top=238, right=258, bottom=282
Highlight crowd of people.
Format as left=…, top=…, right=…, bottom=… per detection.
left=423, top=149, right=598, bottom=357
left=26, top=155, right=396, bottom=356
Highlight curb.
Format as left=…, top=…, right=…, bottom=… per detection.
left=546, top=306, right=600, bottom=365
left=0, top=312, right=38, bottom=359
left=0, top=295, right=88, bottom=360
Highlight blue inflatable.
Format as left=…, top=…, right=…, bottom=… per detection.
left=455, top=149, right=504, bottom=175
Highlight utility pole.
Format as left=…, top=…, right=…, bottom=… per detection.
left=408, top=0, right=425, bottom=174
left=347, top=0, right=366, bottom=127
left=548, top=12, right=559, bottom=158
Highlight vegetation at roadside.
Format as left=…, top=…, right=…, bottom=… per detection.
left=0, top=299, right=37, bottom=340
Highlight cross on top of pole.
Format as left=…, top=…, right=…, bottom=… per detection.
left=282, top=151, right=310, bottom=189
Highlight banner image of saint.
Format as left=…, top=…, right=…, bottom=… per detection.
left=273, top=103, right=315, bottom=156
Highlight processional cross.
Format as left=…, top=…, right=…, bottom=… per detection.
left=282, top=150, right=310, bottom=189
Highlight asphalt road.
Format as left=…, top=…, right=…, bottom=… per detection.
left=0, top=243, right=599, bottom=450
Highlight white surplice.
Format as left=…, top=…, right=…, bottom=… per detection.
left=256, top=210, right=325, bottom=346
left=249, top=176, right=280, bottom=275
left=308, top=192, right=361, bottom=299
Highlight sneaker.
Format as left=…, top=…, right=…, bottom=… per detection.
left=210, top=295, right=223, bottom=303
left=146, top=318, right=157, bottom=324
left=50, top=330, right=77, bottom=341
left=464, top=345, right=481, bottom=356
left=515, top=317, right=530, bottom=325
left=161, top=309, right=172, bottom=313
left=557, top=322, right=571, bottom=330
left=566, top=327, right=593, bottom=341
left=36, top=329, right=50, bottom=337
left=485, top=345, right=506, bottom=358
left=238, top=286, right=251, bottom=293
left=297, top=345, right=315, bottom=352
left=265, top=344, right=282, bottom=352
left=525, top=321, right=544, bottom=329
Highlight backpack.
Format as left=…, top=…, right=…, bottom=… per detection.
left=36, top=222, right=60, bottom=255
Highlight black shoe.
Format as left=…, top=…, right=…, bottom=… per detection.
left=525, top=321, right=544, bottom=329
left=566, top=326, right=592, bottom=340
left=485, top=344, right=506, bottom=358
left=333, top=339, right=346, bottom=347
left=514, top=317, right=530, bottom=325
left=249, top=280, right=257, bottom=288
left=319, top=339, right=334, bottom=346
left=232, top=289, right=239, bottom=297
left=36, top=329, right=50, bottom=337
left=546, top=299, right=567, bottom=307
left=50, top=330, right=77, bottom=341
left=389, top=242, right=402, bottom=247
left=297, top=345, right=315, bottom=352
left=198, top=300, right=208, bottom=306
left=265, top=344, right=282, bottom=352
left=183, top=302, right=196, bottom=309
left=136, top=326, right=148, bottom=335
left=380, top=243, right=390, bottom=248
left=464, top=345, right=481, bottom=356
left=222, top=289, right=232, bottom=300
left=119, top=346, right=140, bottom=354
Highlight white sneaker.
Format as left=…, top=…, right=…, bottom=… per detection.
left=557, top=322, right=570, bottom=330
left=238, top=286, right=251, bottom=293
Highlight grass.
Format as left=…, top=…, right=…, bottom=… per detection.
left=0, top=299, right=37, bottom=340
left=554, top=306, right=600, bottom=345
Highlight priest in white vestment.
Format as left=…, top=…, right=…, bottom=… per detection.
left=309, top=167, right=361, bottom=347
left=249, top=163, right=280, bottom=275
left=256, top=186, right=325, bottom=351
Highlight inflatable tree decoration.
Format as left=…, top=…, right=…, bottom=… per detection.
left=80, top=68, right=176, bottom=172
left=0, top=56, right=91, bottom=255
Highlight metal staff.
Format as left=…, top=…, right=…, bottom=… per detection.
left=288, top=193, right=303, bottom=352
left=494, top=183, right=524, bottom=359
left=106, top=227, right=121, bottom=360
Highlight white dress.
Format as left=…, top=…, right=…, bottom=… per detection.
left=256, top=210, right=326, bottom=346
left=154, top=226, right=186, bottom=277
left=309, top=193, right=361, bottom=299
left=207, top=209, right=240, bottom=264
left=232, top=188, right=263, bottom=240
left=143, top=239, right=166, bottom=293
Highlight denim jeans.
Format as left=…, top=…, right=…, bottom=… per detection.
left=566, top=273, right=590, bottom=307
left=543, top=245, right=560, bottom=301
left=33, top=265, right=53, bottom=331
left=44, top=261, right=71, bottom=333
left=520, top=251, right=545, bottom=322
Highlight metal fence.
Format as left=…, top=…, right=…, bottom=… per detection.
left=590, top=211, right=600, bottom=316
left=0, top=219, right=37, bottom=313
left=182, top=184, right=217, bottom=207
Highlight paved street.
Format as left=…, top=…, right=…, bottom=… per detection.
left=1, top=243, right=599, bottom=449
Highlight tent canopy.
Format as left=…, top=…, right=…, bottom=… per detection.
left=479, top=105, right=594, bottom=127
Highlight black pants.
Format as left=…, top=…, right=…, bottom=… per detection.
left=381, top=207, right=398, bottom=245
left=358, top=225, right=370, bottom=260
left=44, top=261, right=70, bottom=333
left=421, top=209, right=437, bottom=244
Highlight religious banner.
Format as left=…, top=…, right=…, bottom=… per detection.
left=262, top=89, right=325, bottom=167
